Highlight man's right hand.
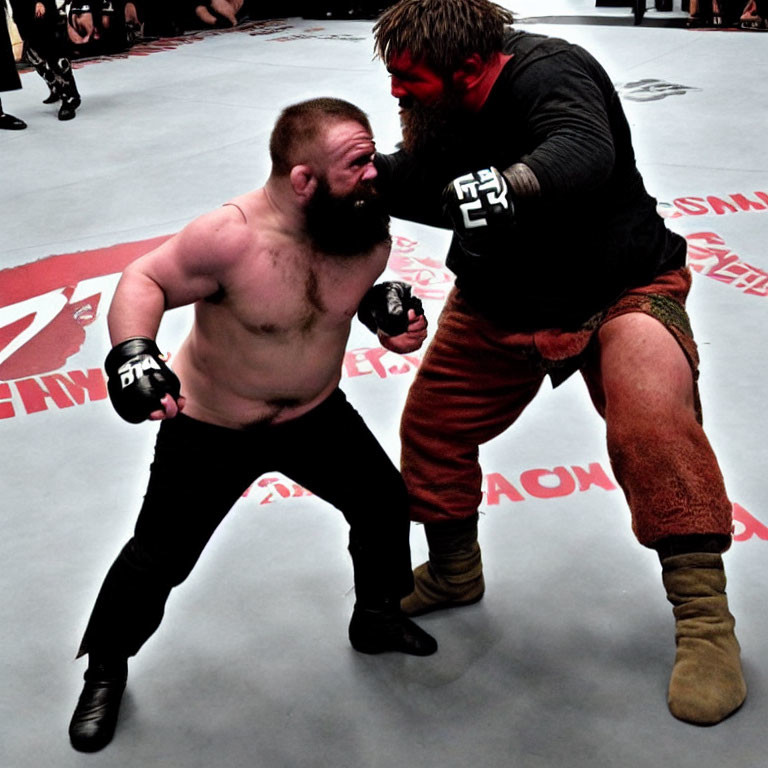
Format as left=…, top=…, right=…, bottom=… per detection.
left=105, top=338, right=183, bottom=423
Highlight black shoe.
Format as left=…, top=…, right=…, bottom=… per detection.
left=68, top=661, right=127, bottom=753
left=58, top=104, right=77, bottom=121
left=43, top=90, right=60, bottom=104
left=349, top=602, right=438, bottom=656
left=0, top=112, right=27, bottom=130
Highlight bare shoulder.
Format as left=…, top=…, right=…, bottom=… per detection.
left=221, top=189, right=265, bottom=224
left=176, top=198, right=257, bottom=272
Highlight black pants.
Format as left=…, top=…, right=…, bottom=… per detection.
left=78, top=389, right=414, bottom=658
left=9, top=0, right=80, bottom=106
left=23, top=42, right=80, bottom=107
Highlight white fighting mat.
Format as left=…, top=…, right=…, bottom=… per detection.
left=1, top=3, right=767, bottom=767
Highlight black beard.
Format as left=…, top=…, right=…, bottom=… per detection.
left=304, top=177, right=391, bottom=257
left=399, top=90, right=475, bottom=166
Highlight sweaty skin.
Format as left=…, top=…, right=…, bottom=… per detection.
left=107, top=121, right=426, bottom=428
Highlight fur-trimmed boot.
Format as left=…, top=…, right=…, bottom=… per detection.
left=661, top=552, right=746, bottom=725
left=401, top=514, right=484, bottom=616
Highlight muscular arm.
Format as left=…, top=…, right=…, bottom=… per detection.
left=510, top=49, right=617, bottom=197
left=107, top=206, right=248, bottom=344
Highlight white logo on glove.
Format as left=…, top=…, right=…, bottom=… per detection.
left=118, top=354, right=161, bottom=389
left=452, top=169, right=509, bottom=229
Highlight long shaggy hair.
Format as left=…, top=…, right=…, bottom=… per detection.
left=373, top=0, right=515, bottom=75
left=269, top=98, right=372, bottom=177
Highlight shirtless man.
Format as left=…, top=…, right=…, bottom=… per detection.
left=68, top=97, right=435, bottom=754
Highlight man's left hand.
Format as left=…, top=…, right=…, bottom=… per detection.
left=378, top=308, right=428, bottom=354
left=357, top=280, right=424, bottom=337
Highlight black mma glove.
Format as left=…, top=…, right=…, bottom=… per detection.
left=442, top=166, right=516, bottom=259
left=105, top=337, right=181, bottom=424
left=357, top=281, right=424, bottom=337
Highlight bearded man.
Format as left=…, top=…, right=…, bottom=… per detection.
left=372, top=0, right=745, bottom=726
left=68, top=97, right=436, bottom=753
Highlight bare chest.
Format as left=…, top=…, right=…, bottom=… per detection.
left=206, top=246, right=384, bottom=338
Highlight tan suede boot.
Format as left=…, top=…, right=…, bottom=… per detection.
left=401, top=514, right=485, bottom=616
left=661, top=552, right=746, bottom=725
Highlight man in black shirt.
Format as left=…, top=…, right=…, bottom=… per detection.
left=372, top=0, right=745, bottom=726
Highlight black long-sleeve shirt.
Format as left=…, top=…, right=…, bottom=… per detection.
left=375, top=30, right=686, bottom=331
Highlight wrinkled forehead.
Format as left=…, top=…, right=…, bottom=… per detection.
left=321, top=120, right=376, bottom=164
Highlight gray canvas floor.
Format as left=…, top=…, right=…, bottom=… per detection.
left=2, top=2, right=767, bottom=766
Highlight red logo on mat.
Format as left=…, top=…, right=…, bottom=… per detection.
left=240, top=462, right=764, bottom=542
left=659, top=191, right=768, bottom=219
left=388, top=235, right=455, bottom=301
left=0, top=237, right=169, bottom=419
left=687, top=232, right=768, bottom=297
